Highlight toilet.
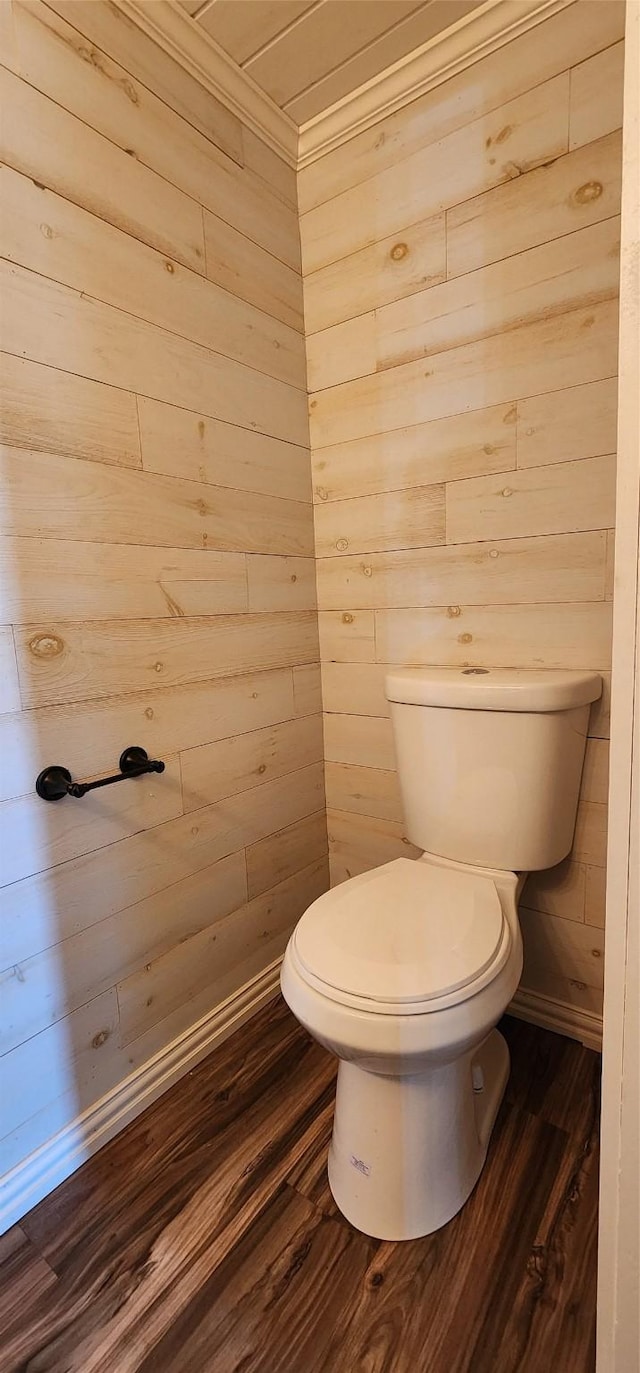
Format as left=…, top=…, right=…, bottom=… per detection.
left=281, top=666, right=602, bottom=1241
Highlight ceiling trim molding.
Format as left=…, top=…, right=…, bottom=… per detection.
left=297, top=0, right=576, bottom=168
left=114, top=0, right=299, bottom=168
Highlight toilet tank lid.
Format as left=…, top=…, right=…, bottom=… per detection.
left=385, top=667, right=602, bottom=712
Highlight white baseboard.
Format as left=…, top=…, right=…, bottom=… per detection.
left=509, top=986, right=603, bottom=1052
left=0, top=959, right=282, bottom=1237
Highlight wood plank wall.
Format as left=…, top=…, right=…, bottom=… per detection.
left=299, top=0, right=625, bottom=1025
left=0, top=0, right=327, bottom=1181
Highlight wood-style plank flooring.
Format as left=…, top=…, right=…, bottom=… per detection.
left=0, top=999, right=600, bottom=1372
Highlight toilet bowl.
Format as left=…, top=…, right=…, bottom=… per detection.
left=281, top=666, right=602, bottom=1241
left=281, top=853, right=524, bottom=1240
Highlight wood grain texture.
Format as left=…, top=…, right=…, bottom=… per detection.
left=180, top=714, right=324, bottom=812
left=1, top=849, right=249, bottom=1054
left=0, top=0, right=321, bottom=1204
left=0, top=668, right=297, bottom=807
left=446, top=130, right=622, bottom=277
left=300, top=11, right=623, bottom=1014
left=0, top=628, right=20, bottom=715
left=0, top=166, right=305, bottom=391
left=1, top=264, right=308, bottom=448
left=117, top=859, right=328, bottom=1046
left=1, top=765, right=325, bottom=972
left=0, top=353, right=141, bottom=469
left=297, top=0, right=624, bottom=212
left=6, top=0, right=300, bottom=271
left=309, top=301, right=618, bottom=450
left=137, top=396, right=312, bottom=505
left=14, top=612, right=320, bottom=709
left=203, top=209, right=304, bottom=333
left=316, top=532, right=608, bottom=612
left=516, top=378, right=618, bottom=469
left=312, top=402, right=517, bottom=503
left=0, top=64, right=207, bottom=276
left=301, top=75, right=571, bottom=274
left=0, top=1001, right=599, bottom=1372
left=569, top=41, right=625, bottom=150
left=0, top=446, right=314, bottom=556
left=44, top=0, right=244, bottom=166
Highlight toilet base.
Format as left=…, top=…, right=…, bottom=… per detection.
left=327, top=1029, right=510, bottom=1240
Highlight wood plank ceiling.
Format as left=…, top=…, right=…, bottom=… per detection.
left=179, top=0, right=485, bottom=125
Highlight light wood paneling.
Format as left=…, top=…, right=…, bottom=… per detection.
left=15, top=612, right=319, bottom=709
left=312, top=403, right=517, bottom=504
left=0, top=0, right=322, bottom=1196
left=296, top=8, right=622, bottom=1019
left=581, top=738, right=610, bottom=807
left=327, top=809, right=421, bottom=886
left=301, top=75, right=570, bottom=274
left=309, top=301, right=618, bottom=450
left=447, top=131, right=622, bottom=278
left=303, top=213, right=446, bottom=336
left=181, top=715, right=324, bottom=812
left=0, top=66, right=206, bottom=276
left=297, top=0, right=625, bottom=212
left=0, top=354, right=141, bottom=469
left=246, top=556, right=317, bottom=612
left=0, top=629, right=20, bottom=716
left=4, top=0, right=300, bottom=270
left=569, top=41, right=625, bottom=150
left=203, top=210, right=304, bottom=333
left=0, top=990, right=121, bottom=1152
left=195, top=1, right=316, bottom=65
left=306, top=314, right=375, bottom=392
left=373, top=603, right=613, bottom=672
left=322, top=661, right=389, bottom=717
left=0, top=669, right=297, bottom=806
left=0, top=447, right=313, bottom=557
left=1, top=850, right=248, bottom=1055
left=317, top=532, right=608, bottom=612
left=324, top=713, right=395, bottom=772
left=585, top=864, right=607, bottom=929
left=519, top=906, right=605, bottom=1013
left=137, top=397, right=311, bottom=505
left=315, top=484, right=445, bottom=558
left=446, top=455, right=616, bottom=545
left=1, top=264, right=307, bottom=448
left=0, top=537, right=248, bottom=624
left=292, top=664, right=323, bottom=718
left=43, top=0, right=244, bottom=166
left=325, top=761, right=403, bottom=824
left=0, top=166, right=304, bottom=391
left=242, top=128, right=297, bottom=210
left=318, top=610, right=376, bottom=664
left=117, top=858, right=328, bottom=1045
left=246, top=811, right=328, bottom=899
left=375, top=217, right=621, bottom=373
left=0, top=757, right=184, bottom=889
left=573, top=801, right=608, bottom=868
left=516, top=378, right=619, bottom=469
left=1, top=765, right=325, bottom=972
left=199, top=1, right=480, bottom=125
left=524, top=860, right=587, bottom=924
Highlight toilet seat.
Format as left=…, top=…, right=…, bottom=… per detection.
left=290, top=858, right=511, bottom=1016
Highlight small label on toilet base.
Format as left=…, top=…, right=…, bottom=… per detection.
left=350, top=1154, right=371, bottom=1177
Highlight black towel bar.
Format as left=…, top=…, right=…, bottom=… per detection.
left=36, top=747, right=165, bottom=801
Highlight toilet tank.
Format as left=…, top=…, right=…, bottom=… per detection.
left=386, top=668, right=602, bottom=871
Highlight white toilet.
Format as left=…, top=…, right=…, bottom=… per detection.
left=281, top=666, right=601, bottom=1241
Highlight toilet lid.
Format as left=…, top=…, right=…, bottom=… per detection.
left=292, top=859, right=505, bottom=1007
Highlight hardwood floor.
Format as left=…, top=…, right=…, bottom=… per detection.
left=0, top=999, right=600, bottom=1372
